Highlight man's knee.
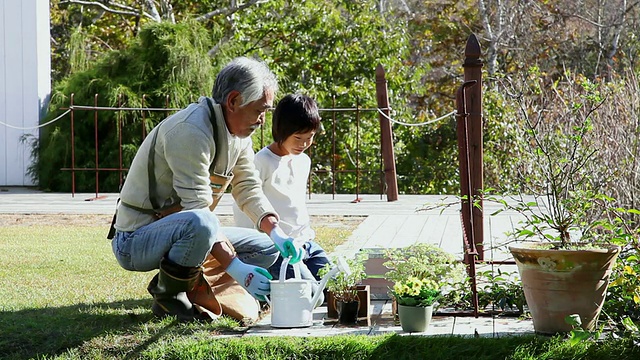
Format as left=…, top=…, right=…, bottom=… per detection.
left=193, top=208, right=219, bottom=237
left=180, top=209, right=220, bottom=266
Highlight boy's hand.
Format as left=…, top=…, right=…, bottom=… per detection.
left=269, top=225, right=303, bottom=264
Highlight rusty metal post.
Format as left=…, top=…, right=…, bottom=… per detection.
left=142, top=94, right=148, bottom=139
left=85, top=94, right=108, bottom=201
left=375, top=64, right=399, bottom=201
left=93, top=94, right=100, bottom=198
left=308, top=134, right=313, bottom=199
left=456, top=80, right=479, bottom=317
left=70, top=93, right=76, bottom=197
left=119, top=95, right=124, bottom=189
left=332, top=95, right=337, bottom=199
left=463, top=34, right=484, bottom=260
left=355, top=99, right=360, bottom=199
left=165, top=95, right=171, bottom=119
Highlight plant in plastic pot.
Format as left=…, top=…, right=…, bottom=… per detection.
left=383, top=243, right=467, bottom=309
left=318, top=253, right=367, bottom=324
left=391, top=276, right=440, bottom=332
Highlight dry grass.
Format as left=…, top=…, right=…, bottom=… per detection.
left=0, top=213, right=363, bottom=254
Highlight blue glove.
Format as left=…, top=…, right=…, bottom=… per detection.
left=269, top=225, right=303, bottom=264
left=225, top=257, right=273, bottom=301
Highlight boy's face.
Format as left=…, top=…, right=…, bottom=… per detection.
left=281, top=130, right=316, bottom=155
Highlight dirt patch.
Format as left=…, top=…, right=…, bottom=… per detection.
left=0, top=213, right=365, bottom=228
left=0, top=214, right=114, bottom=227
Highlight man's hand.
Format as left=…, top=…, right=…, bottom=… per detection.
left=225, top=257, right=273, bottom=301
left=269, top=225, right=303, bottom=264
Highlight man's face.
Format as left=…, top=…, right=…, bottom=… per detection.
left=225, top=90, right=274, bottom=138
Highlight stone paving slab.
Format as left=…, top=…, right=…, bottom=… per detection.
left=245, top=300, right=534, bottom=337
left=247, top=300, right=534, bottom=338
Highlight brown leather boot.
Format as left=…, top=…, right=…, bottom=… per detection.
left=147, top=257, right=201, bottom=322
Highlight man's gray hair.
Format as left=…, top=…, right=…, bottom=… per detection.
left=212, top=57, right=278, bottom=107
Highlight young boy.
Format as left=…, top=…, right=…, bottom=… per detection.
left=233, top=93, right=330, bottom=281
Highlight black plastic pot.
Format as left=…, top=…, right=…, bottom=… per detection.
left=337, top=300, right=360, bottom=324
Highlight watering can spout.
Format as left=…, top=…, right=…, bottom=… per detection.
left=311, top=256, right=351, bottom=307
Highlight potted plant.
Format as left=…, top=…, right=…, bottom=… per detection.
left=383, top=243, right=467, bottom=309
left=492, top=73, right=636, bottom=334
left=391, top=276, right=441, bottom=332
left=383, top=243, right=467, bottom=284
left=318, top=253, right=368, bottom=324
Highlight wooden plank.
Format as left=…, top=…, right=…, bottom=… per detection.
left=361, top=215, right=406, bottom=249
left=415, top=215, right=448, bottom=247
left=387, top=215, right=430, bottom=248
left=331, top=215, right=387, bottom=257
left=485, top=214, right=519, bottom=261
left=438, top=214, right=464, bottom=258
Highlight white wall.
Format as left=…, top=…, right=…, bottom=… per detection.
left=0, top=0, right=51, bottom=186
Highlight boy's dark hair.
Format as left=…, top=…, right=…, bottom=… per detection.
left=272, top=94, right=321, bottom=144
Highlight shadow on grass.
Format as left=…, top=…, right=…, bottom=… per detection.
left=0, top=298, right=157, bottom=360
left=366, top=333, right=640, bottom=360
left=366, top=333, right=539, bottom=360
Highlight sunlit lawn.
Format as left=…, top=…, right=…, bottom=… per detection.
left=2, top=221, right=640, bottom=360
left=0, top=221, right=359, bottom=359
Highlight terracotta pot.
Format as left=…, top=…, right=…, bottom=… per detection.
left=398, top=304, right=433, bottom=332
left=509, top=242, right=620, bottom=334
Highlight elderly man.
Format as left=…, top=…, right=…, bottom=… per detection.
left=110, top=57, right=302, bottom=321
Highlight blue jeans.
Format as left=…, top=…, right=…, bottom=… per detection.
left=268, top=240, right=330, bottom=281
left=111, top=208, right=278, bottom=271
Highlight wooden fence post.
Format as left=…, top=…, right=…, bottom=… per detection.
left=375, top=64, right=399, bottom=201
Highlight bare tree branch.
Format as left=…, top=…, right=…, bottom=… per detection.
left=108, top=1, right=142, bottom=13
left=195, top=0, right=265, bottom=21
left=140, top=0, right=162, bottom=22
left=59, top=0, right=159, bottom=22
left=158, top=0, right=176, bottom=23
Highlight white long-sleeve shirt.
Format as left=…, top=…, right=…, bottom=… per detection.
left=233, top=146, right=315, bottom=242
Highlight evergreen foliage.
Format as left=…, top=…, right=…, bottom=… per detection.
left=31, top=20, right=215, bottom=192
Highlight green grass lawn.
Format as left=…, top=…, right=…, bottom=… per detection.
left=1, top=223, right=640, bottom=360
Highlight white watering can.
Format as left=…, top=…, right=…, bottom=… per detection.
left=266, top=256, right=351, bottom=328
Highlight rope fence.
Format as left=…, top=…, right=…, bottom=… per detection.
left=0, top=109, right=71, bottom=130
left=0, top=105, right=455, bottom=131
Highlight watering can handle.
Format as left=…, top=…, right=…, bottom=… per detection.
left=293, top=260, right=301, bottom=279
left=266, top=256, right=300, bottom=306
left=278, top=256, right=302, bottom=282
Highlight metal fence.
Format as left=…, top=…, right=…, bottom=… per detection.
left=62, top=97, right=387, bottom=199
left=61, top=66, right=399, bottom=201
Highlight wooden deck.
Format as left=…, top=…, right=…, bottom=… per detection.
left=329, top=211, right=527, bottom=298
left=331, top=210, right=527, bottom=262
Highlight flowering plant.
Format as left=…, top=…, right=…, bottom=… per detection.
left=383, top=244, right=467, bottom=307
left=383, top=244, right=466, bottom=288
left=391, top=276, right=441, bottom=307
